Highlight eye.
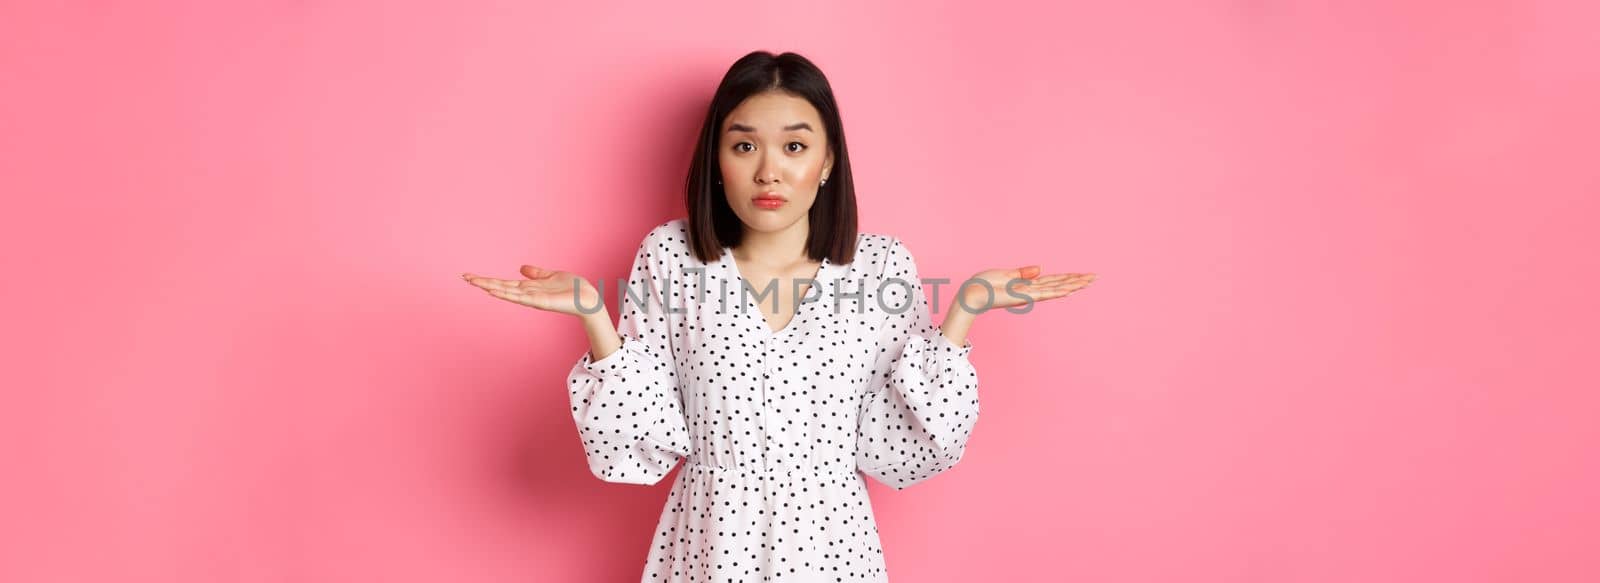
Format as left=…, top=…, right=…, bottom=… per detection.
left=786, top=142, right=807, bottom=153
left=733, top=142, right=754, bottom=153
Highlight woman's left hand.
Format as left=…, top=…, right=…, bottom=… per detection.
left=955, top=266, right=1098, bottom=313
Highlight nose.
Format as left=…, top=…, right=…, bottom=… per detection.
left=755, top=152, right=781, bottom=184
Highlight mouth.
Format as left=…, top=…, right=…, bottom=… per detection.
left=753, top=192, right=786, bottom=209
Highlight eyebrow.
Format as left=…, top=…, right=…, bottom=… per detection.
left=726, top=122, right=814, bottom=133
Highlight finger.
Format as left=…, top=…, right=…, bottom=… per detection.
left=487, top=288, right=534, bottom=307
left=462, top=273, right=503, bottom=286
left=1009, top=281, right=1043, bottom=293
left=1014, top=272, right=1091, bottom=288
left=1024, top=281, right=1087, bottom=298
left=1028, top=287, right=1075, bottom=301
left=1064, top=275, right=1097, bottom=290
left=468, top=277, right=520, bottom=292
left=522, top=280, right=575, bottom=296
left=1012, top=265, right=1042, bottom=280
left=520, top=265, right=554, bottom=280
left=1053, top=282, right=1094, bottom=297
left=1020, top=277, right=1076, bottom=289
left=1034, top=275, right=1093, bottom=290
left=1022, top=274, right=1074, bottom=286
left=1038, top=280, right=1088, bottom=295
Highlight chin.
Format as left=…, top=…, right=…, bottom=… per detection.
left=740, top=210, right=800, bottom=231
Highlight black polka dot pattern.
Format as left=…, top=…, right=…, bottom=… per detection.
left=566, top=218, right=980, bottom=582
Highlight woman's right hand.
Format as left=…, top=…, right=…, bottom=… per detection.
left=461, top=266, right=601, bottom=317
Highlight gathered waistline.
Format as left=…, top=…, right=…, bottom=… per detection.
left=683, top=460, right=860, bottom=480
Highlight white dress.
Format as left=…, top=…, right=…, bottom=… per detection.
left=566, top=218, right=980, bottom=582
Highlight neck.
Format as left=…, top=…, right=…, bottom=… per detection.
left=734, top=216, right=813, bottom=269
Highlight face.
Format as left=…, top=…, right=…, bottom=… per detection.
left=718, top=91, right=834, bottom=236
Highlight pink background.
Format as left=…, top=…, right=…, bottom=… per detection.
left=5, top=1, right=1598, bottom=581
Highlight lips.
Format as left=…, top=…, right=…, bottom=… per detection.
left=753, top=192, right=786, bottom=209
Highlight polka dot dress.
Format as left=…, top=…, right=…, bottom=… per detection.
left=566, top=218, right=980, bottom=582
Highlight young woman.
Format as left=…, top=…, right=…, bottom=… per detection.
left=464, top=51, right=1095, bottom=582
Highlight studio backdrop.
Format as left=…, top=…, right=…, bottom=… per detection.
left=4, top=1, right=1597, bottom=582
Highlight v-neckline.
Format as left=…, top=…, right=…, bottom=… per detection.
left=722, top=246, right=834, bottom=338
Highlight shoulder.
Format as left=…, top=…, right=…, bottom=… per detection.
left=853, top=231, right=918, bottom=278
left=628, top=218, right=696, bottom=273
left=644, top=217, right=690, bottom=246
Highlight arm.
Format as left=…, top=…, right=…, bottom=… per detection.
left=855, top=238, right=981, bottom=490
left=564, top=227, right=691, bottom=485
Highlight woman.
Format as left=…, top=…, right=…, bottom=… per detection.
left=463, top=51, right=1095, bottom=582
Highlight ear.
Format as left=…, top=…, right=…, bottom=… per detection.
left=823, top=148, right=835, bottom=178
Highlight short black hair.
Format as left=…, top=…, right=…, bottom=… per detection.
left=683, top=51, right=859, bottom=265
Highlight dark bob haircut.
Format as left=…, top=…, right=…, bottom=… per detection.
left=683, top=51, right=858, bottom=266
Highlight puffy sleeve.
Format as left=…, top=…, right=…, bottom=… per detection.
left=565, top=226, right=691, bottom=485
left=855, top=237, right=981, bottom=490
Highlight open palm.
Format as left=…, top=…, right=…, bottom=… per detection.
left=959, top=266, right=1097, bottom=312
left=461, top=265, right=600, bottom=316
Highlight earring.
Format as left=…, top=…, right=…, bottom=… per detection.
left=716, top=179, right=721, bottom=184
left=820, top=178, right=828, bottom=186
